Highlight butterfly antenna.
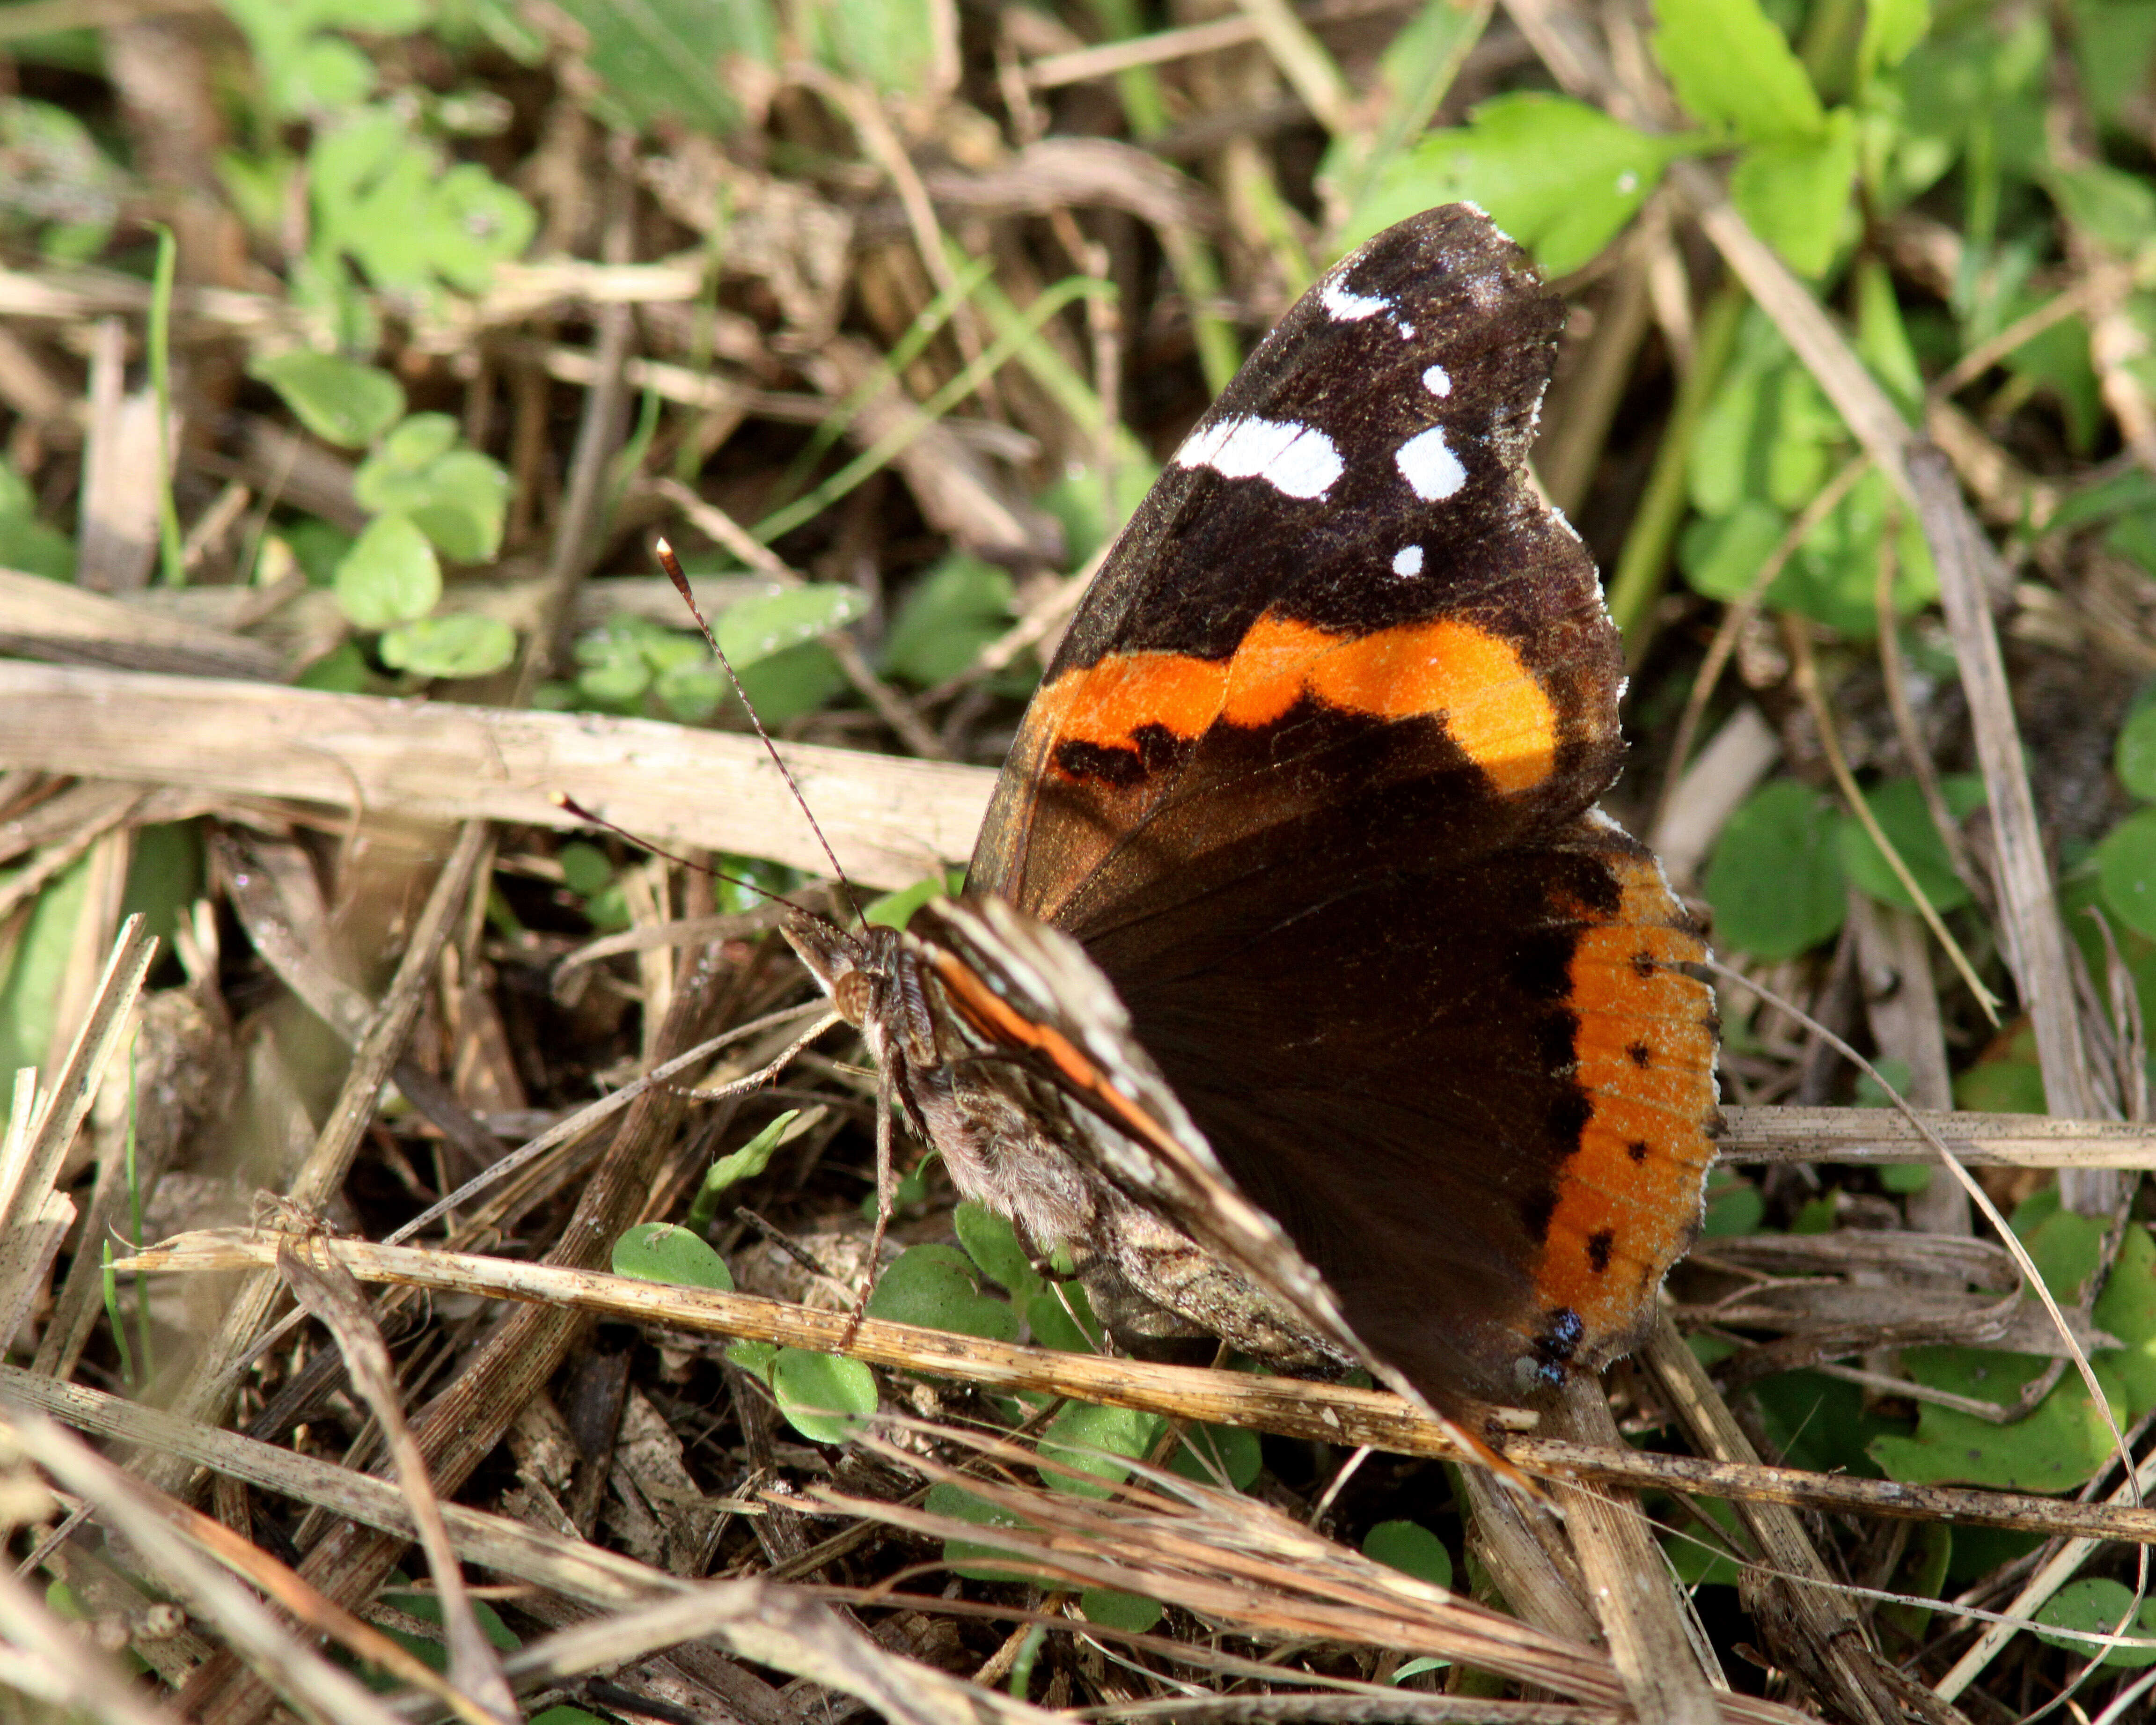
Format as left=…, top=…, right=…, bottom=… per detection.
left=655, top=536, right=866, bottom=926
left=549, top=791, right=819, bottom=918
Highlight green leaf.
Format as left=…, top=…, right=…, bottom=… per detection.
left=1027, top=1282, right=1104, bottom=1353
left=549, top=0, right=777, bottom=133
left=377, top=614, right=516, bottom=679
left=378, top=411, right=459, bottom=467
left=2033, top=1579, right=2156, bottom=1667
left=770, top=1348, right=877, bottom=1444
left=1730, top=109, right=1859, bottom=278
left=865, top=1244, right=1019, bottom=1342
left=422, top=164, right=539, bottom=294
left=1166, top=1422, right=1263, bottom=1491
left=610, top=1222, right=735, bottom=1291
left=716, top=583, right=867, bottom=669
left=1776, top=469, right=1937, bottom=636
left=863, top=874, right=953, bottom=931
left=880, top=554, right=1016, bottom=687
left=1952, top=1056, right=2047, bottom=1114
left=557, top=840, right=614, bottom=898
left=1854, top=257, right=1923, bottom=414
left=924, top=1481, right=1033, bottom=1583
left=356, top=436, right=511, bottom=564
left=1702, top=1173, right=1766, bottom=1237
left=1343, top=94, right=1693, bottom=274
left=1871, top=1347, right=2125, bottom=1490
left=0, top=857, right=92, bottom=1077
left=1857, top=0, right=1929, bottom=83
left=725, top=1338, right=777, bottom=1377
left=1078, top=1588, right=1164, bottom=1634
left=1834, top=775, right=1985, bottom=912
left=2049, top=163, right=2156, bottom=257
left=953, top=1201, right=1045, bottom=1301
left=1703, top=779, right=1848, bottom=958
left=1653, top=0, right=1825, bottom=139
left=731, top=641, right=848, bottom=725
left=250, top=351, right=405, bottom=448
left=333, top=514, right=440, bottom=630
left=1678, top=497, right=1788, bottom=602
left=2095, top=1224, right=2156, bottom=1422
left=799, top=0, right=944, bottom=97
left=2098, top=808, right=2156, bottom=941
left=309, top=108, right=535, bottom=300
left=1040, top=1400, right=1165, bottom=1498
left=1363, top=1520, right=1455, bottom=1589
left=2076, top=1, right=2156, bottom=133
left=692, top=1111, right=800, bottom=1211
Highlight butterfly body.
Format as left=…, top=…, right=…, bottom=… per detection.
left=785, top=204, right=1719, bottom=1442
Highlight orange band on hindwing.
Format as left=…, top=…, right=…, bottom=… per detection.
left=1532, top=850, right=1717, bottom=1342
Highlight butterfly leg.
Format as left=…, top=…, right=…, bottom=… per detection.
left=841, top=1059, right=903, bottom=1349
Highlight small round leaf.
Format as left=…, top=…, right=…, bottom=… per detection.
left=251, top=351, right=405, bottom=448
left=1363, top=1519, right=1454, bottom=1589
left=1834, top=776, right=1985, bottom=913
left=2033, top=1578, right=2156, bottom=1667
left=715, top=584, right=867, bottom=669
left=2098, top=809, right=2156, bottom=941
left=771, top=1348, right=877, bottom=1445
left=2119, top=704, right=2156, bottom=801
left=1166, top=1422, right=1262, bottom=1491
left=1040, top=1400, right=1164, bottom=1498
left=376, top=614, right=516, bottom=679
left=1703, top=779, right=1848, bottom=959
left=865, top=1244, right=1019, bottom=1343
left=611, top=1222, right=734, bottom=1292
left=925, top=1481, right=1032, bottom=1583
left=334, top=514, right=440, bottom=629
left=1078, top=1589, right=1164, bottom=1634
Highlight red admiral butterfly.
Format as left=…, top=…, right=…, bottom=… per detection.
left=783, top=204, right=1719, bottom=1458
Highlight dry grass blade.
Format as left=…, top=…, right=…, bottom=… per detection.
left=111, top=1228, right=2156, bottom=1544
left=487, top=1586, right=1065, bottom=1725
left=0, top=1557, right=180, bottom=1725
left=0, top=1405, right=413, bottom=1725
left=274, top=1232, right=518, bottom=1725
left=0, top=912, right=155, bottom=1349
left=812, top=1433, right=1810, bottom=1724
left=142, top=823, right=490, bottom=1494
left=0, top=660, right=992, bottom=887
left=1716, top=1105, right=2156, bottom=1166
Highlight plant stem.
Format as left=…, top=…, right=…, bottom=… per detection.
left=1607, top=281, right=1746, bottom=662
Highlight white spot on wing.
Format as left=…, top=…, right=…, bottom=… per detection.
left=1391, top=544, right=1424, bottom=577
left=1395, top=426, right=1467, bottom=501
left=1320, top=276, right=1387, bottom=321
left=1176, top=414, right=1343, bottom=499
left=1423, top=364, right=1452, bottom=397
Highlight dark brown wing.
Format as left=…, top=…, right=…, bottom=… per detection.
left=963, top=205, right=1717, bottom=1420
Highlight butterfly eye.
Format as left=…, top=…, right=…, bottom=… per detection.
left=834, top=971, right=873, bottom=1025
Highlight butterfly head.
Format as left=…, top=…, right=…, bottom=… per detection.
left=780, top=906, right=902, bottom=1030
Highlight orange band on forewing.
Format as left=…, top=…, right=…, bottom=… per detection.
left=1033, top=610, right=1558, bottom=795
left=925, top=948, right=1192, bottom=1167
